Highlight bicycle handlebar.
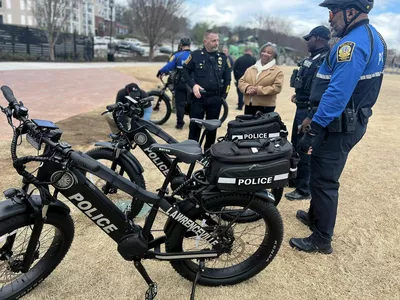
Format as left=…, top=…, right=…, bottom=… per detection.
left=1, top=86, right=18, bottom=108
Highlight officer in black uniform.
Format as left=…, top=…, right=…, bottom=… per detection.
left=290, top=0, right=386, bottom=254
left=285, top=26, right=330, bottom=201
left=182, top=29, right=231, bottom=150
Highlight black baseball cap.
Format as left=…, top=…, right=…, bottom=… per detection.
left=303, top=26, right=331, bottom=41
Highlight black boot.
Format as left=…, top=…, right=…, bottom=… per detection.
left=289, top=235, right=333, bottom=254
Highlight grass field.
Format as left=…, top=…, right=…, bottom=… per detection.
left=0, top=65, right=399, bottom=300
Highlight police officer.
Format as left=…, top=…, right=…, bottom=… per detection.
left=290, top=0, right=386, bottom=254
left=157, top=38, right=191, bottom=129
left=285, top=26, right=330, bottom=201
left=182, top=30, right=231, bottom=150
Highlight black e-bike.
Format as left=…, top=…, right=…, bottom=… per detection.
left=0, top=86, right=283, bottom=300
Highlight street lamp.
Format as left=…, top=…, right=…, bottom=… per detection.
left=109, top=0, right=114, bottom=46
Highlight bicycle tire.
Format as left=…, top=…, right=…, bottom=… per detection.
left=0, top=211, right=74, bottom=300
left=148, top=90, right=172, bottom=125
left=220, top=99, right=229, bottom=124
left=85, top=147, right=146, bottom=218
left=166, top=193, right=283, bottom=286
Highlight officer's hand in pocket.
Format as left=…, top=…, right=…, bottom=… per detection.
left=193, top=84, right=204, bottom=99
left=299, top=133, right=314, bottom=155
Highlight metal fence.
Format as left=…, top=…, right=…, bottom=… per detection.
left=0, top=24, right=93, bottom=60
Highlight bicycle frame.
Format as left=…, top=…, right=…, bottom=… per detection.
left=100, top=116, right=209, bottom=180
left=35, top=146, right=221, bottom=260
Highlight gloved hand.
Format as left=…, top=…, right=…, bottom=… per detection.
left=156, top=70, right=162, bottom=78
left=298, top=122, right=323, bottom=154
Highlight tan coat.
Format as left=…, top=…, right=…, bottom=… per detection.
left=238, top=65, right=284, bottom=107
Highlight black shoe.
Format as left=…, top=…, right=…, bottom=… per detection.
left=175, top=124, right=184, bottom=130
left=296, top=210, right=311, bottom=226
left=236, top=107, right=242, bottom=110
left=285, top=190, right=311, bottom=201
left=289, top=236, right=333, bottom=254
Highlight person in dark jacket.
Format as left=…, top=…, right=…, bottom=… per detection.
left=285, top=26, right=330, bottom=201
left=233, top=48, right=256, bottom=110
left=116, top=83, right=153, bottom=121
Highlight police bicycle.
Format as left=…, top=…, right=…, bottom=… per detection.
left=0, top=86, right=283, bottom=300
left=147, top=76, right=229, bottom=125
left=86, top=96, right=284, bottom=220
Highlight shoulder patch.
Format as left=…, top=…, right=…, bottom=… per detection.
left=184, top=54, right=192, bottom=65
left=169, top=54, right=176, bottom=62
left=337, top=42, right=355, bottom=62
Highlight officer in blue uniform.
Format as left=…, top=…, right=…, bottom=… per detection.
left=285, top=26, right=331, bottom=201
left=182, top=30, right=231, bottom=150
left=290, top=0, right=386, bottom=253
left=157, top=38, right=191, bottom=129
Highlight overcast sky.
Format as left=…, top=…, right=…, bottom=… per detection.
left=120, top=0, right=400, bottom=50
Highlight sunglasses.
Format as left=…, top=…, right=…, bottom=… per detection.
left=329, top=8, right=341, bottom=21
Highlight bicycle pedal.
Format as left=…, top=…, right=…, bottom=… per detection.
left=145, top=282, right=158, bottom=300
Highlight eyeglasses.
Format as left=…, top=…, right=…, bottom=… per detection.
left=329, top=8, right=341, bottom=21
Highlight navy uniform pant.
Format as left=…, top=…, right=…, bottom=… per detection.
left=236, top=86, right=244, bottom=109
left=174, top=86, right=188, bottom=127
left=189, top=95, right=222, bottom=151
left=308, top=120, right=367, bottom=243
left=291, top=108, right=311, bottom=195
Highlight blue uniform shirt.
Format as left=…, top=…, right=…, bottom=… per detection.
left=310, top=20, right=386, bottom=128
left=159, top=50, right=191, bottom=74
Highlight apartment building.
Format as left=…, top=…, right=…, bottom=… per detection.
left=0, top=0, right=96, bottom=36
left=0, top=0, right=35, bottom=26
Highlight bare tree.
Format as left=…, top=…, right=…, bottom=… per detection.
left=166, top=16, right=188, bottom=51
left=30, top=0, right=81, bottom=61
left=129, top=0, right=184, bottom=60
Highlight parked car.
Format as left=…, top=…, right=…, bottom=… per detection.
left=158, top=46, right=173, bottom=55
left=116, top=41, right=145, bottom=56
left=124, top=38, right=143, bottom=46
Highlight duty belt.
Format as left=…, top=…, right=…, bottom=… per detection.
left=296, top=101, right=310, bottom=109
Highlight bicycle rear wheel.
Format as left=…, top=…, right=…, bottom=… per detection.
left=166, top=193, right=283, bottom=286
left=0, top=212, right=74, bottom=299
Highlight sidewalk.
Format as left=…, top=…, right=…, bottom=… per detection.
left=0, top=64, right=155, bottom=139
left=0, top=61, right=163, bottom=71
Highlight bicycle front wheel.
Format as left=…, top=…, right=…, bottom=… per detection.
left=148, top=90, right=172, bottom=125
left=85, top=147, right=146, bottom=218
left=166, top=193, right=283, bottom=286
left=0, top=211, right=74, bottom=299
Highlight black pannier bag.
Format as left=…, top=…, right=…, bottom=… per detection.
left=226, top=112, right=288, bottom=141
left=207, top=138, right=297, bottom=192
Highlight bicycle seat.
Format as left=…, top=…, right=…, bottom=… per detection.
left=190, top=118, right=222, bottom=131
left=149, top=140, right=202, bottom=164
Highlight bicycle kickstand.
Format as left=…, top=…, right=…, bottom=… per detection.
left=134, top=260, right=158, bottom=300
left=190, top=259, right=205, bottom=300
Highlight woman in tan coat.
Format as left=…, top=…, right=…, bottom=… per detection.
left=238, top=43, right=284, bottom=115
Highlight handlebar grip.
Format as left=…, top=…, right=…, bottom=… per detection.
left=70, top=151, right=101, bottom=172
left=106, top=103, right=119, bottom=111
left=1, top=86, right=18, bottom=107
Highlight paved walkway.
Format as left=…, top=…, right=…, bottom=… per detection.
left=0, top=64, right=159, bottom=139
left=0, top=61, right=163, bottom=71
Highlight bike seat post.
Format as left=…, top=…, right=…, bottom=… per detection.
left=198, top=127, right=208, bottom=149
left=158, top=158, right=179, bottom=198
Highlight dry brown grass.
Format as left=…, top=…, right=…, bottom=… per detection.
left=0, top=65, right=399, bottom=300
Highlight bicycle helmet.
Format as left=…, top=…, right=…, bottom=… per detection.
left=180, top=37, right=191, bottom=47
left=319, top=0, right=373, bottom=13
